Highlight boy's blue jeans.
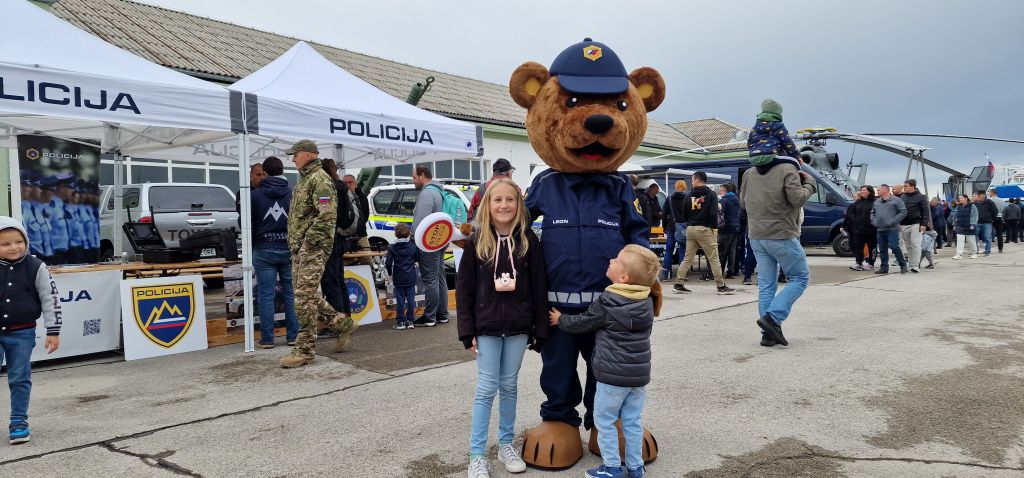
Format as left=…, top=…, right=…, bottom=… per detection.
left=1, top=328, right=36, bottom=425
left=594, top=381, right=646, bottom=471
left=750, top=237, right=810, bottom=324
left=469, top=334, right=528, bottom=457
left=254, top=248, right=299, bottom=344
left=394, top=285, right=416, bottom=322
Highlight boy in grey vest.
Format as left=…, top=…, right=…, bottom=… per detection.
left=549, top=245, right=661, bottom=478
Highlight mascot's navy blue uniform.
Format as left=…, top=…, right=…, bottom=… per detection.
left=526, top=170, right=648, bottom=429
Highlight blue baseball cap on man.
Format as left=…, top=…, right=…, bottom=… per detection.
left=549, top=37, right=629, bottom=95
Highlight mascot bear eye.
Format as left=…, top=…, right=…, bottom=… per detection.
left=616, top=100, right=628, bottom=111
left=565, top=97, right=579, bottom=108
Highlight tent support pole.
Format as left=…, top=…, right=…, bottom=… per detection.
left=105, top=124, right=125, bottom=260
left=238, top=133, right=256, bottom=352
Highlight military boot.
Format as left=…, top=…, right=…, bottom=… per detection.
left=333, top=314, right=357, bottom=353
left=280, top=353, right=314, bottom=368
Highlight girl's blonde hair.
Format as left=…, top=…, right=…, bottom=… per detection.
left=475, top=179, right=530, bottom=262
left=675, top=179, right=688, bottom=192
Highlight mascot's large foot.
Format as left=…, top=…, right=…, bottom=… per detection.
left=521, top=421, right=584, bottom=470
left=587, top=421, right=659, bottom=464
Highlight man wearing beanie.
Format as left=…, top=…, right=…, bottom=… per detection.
left=747, top=98, right=802, bottom=167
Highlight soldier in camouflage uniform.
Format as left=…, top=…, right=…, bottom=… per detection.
left=280, top=140, right=357, bottom=368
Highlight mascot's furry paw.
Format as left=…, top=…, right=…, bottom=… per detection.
left=451, top=223, right=475, bottom=248
left=587, top=421, right=659, bottom=464
left=521, top=421, right=584, bottom=470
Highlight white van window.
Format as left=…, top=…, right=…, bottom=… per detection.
left=149, top=186, right=234, bottom=212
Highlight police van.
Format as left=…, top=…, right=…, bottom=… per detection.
left=365, top=182, right=473, bottom=285
left=98, top=183, right=239, bottom=261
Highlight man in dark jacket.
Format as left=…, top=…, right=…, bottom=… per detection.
left=468, top=158, right=515, bottom=221
left=974, top=191, right=999, bottom=255
left=673, top=171, right=735, bottom=295
left=342, top=174, right=371, bottom=259
left=637, top=179, right=662, bottom=228
left=250, top=156, right=299, bottom=348
left=662, top=181, right=688, bottom=280
left=899, top=179, right=932, bottom=273
left=842, top=185, right=878, bottom=270
left=930, top=197, right=947, bottom=250
left=1004, top=198, right=1021, bottom=243
left=717, top=183, right=741, bottom=278
left=988, top=188, right=1007, bottom=253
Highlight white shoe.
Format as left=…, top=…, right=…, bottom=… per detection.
left=497, top=443, right=527, bottom=473
left=468, top=457, right=490, bottom=478
left=970, top=254, right=978, bottom=259
left=952, top=255, right=962, bottom=260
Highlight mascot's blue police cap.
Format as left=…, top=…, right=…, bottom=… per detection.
left=549, top=38, right=629, bottom=95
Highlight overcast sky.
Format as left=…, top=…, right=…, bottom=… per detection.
left=139, top=0, right=1024, bottom=195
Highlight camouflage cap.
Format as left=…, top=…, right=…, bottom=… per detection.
left=284, top=139, right=319, bottom=155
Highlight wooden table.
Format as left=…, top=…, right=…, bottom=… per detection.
left=51, top=259, right=240, bottom=279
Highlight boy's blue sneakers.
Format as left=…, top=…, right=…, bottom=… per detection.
left=628, top=466, right=646, bottom=478
left=9, top=423, right=30, bottom=444
left=586, top=465, right=625, bottom=478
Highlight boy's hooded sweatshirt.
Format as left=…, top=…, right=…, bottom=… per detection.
left=558, top=284, right=654, bottom=387
left=0, top=217, right=61, bottom=335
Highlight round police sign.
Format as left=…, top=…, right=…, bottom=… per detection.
left=415, top=212, right=454, bottom=253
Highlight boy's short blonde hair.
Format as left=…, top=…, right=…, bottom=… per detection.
left=620, top=244, right=661, bottom=287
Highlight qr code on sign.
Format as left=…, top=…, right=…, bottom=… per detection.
left=82, top=319, right=102, bottom=336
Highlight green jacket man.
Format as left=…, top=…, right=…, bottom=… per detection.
left=281, top=139, right=356, bottom=368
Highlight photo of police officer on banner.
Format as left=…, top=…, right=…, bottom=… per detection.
left=18, top=135, right=101, bottom=266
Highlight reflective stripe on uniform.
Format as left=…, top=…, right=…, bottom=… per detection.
left=548, top=291, right=599, bottom=305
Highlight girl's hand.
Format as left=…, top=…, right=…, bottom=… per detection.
left=44, top=336, right=60, bottom=354
left=470, top=337, right=478, bottom=355
left=548, top=308, right=561, bottom=326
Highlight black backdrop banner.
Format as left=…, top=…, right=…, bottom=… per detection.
left=18, top=135, right=101, bottom=265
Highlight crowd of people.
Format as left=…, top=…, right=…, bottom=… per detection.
left=0, top=103, right=1016, bottom=478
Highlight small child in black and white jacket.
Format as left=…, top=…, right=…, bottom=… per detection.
left=0, top=216, right=62, bottom=445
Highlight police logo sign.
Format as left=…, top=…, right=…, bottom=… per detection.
left=132, top=283, right=196, bottom=348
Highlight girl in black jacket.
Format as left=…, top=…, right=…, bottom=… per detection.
left=456, top=179, right=548, bottom=475
left=841, top=185, right=878, bottom=270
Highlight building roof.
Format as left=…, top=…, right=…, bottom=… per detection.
left=668, top=118, right=749, bottom=152
left=50, top=0, right=702, bottom=151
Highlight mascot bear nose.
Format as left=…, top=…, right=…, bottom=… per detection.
left=584, top=114, right=614, bottom=134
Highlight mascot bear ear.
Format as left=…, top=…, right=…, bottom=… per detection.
left=509, top=62, right=551, bottom=109
left=629, top=67, right=666, bottom=112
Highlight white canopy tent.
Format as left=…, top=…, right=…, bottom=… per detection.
left=143, top=42, right=484, bottom=168
left=219, top=42, right=483, bottom=351
left=0, top=0, right=250, bottom=349
left=0, top=0, right=236, bottom=250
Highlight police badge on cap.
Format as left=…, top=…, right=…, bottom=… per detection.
left=549, top=38, right=629, bottom=95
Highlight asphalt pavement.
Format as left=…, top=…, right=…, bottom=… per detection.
left=1, top=244, right=1023, bottom=477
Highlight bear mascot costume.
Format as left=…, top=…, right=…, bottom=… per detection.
left=509, top=38, right=665, bottom=469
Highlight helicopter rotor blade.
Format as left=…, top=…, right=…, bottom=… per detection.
left=862, top=133, right=1024, bottom=144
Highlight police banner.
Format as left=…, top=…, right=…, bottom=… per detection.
left=120, top=275, right=208, bottom=361
left=29, top=270, right=122, bottom=363
left=17, top=135, right=101, bottom=265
